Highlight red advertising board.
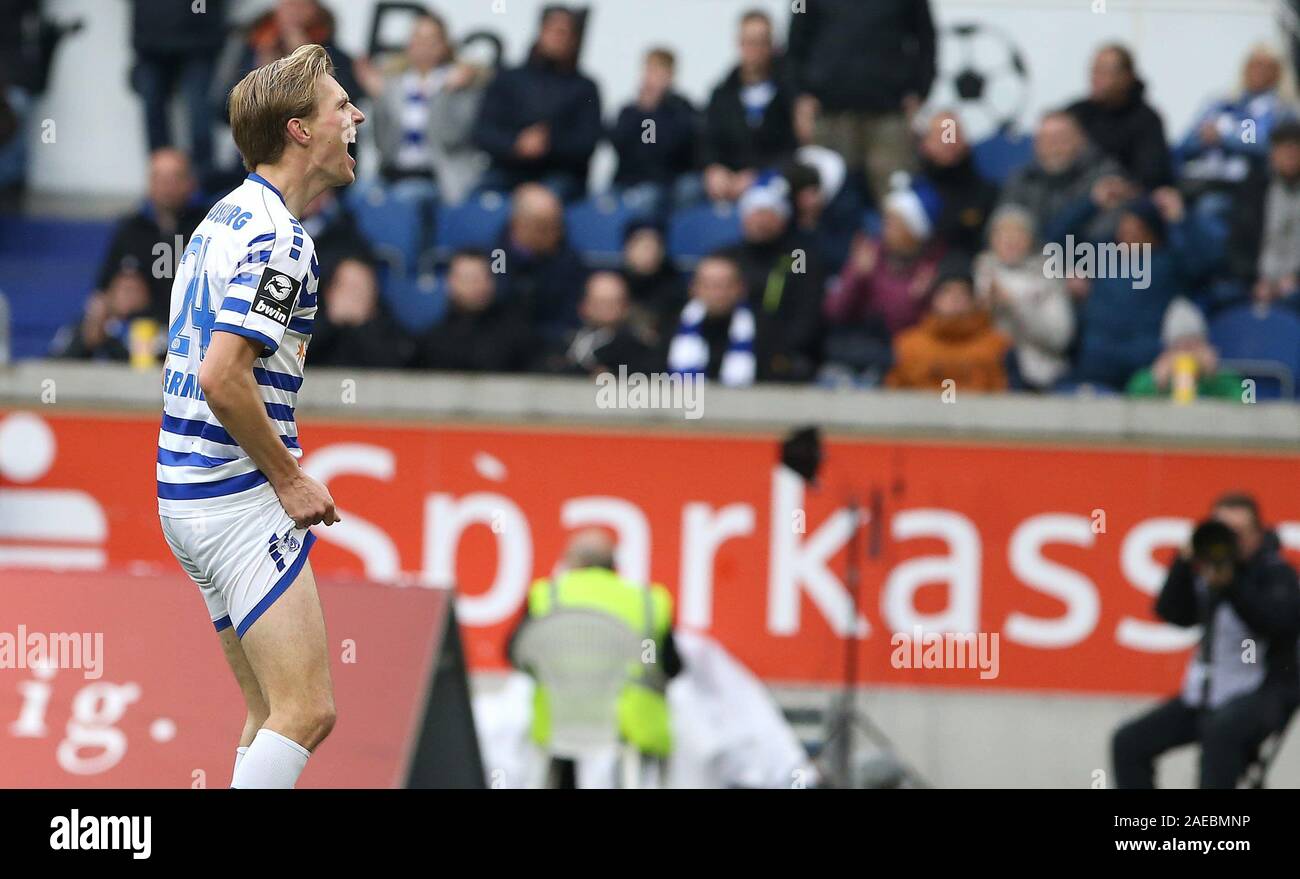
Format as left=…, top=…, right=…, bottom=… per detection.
left=4, top=407, right=1300, bottom=702
left=0, top=568, right=447, bottom=787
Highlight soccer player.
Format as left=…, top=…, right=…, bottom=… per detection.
left=156, top=45, right=364, bottom=788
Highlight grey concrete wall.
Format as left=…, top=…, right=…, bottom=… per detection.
left=3, top=359, right=1298, bottom=448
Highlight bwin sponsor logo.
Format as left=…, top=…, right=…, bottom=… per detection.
left=253, top=298, right=289, bottom=323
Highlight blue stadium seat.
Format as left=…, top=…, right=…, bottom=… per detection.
left=382, top=272, right=448, bottom=335
left=0, top=217, right=114, bottom=359
left=435, top=191, right=510, bottom=252
left=667, top=202, right=742, bottom=259
left=344, top=179, right=432, bottom=275
left=566, top=195, right=636, bottom=258
left=1209, top=304, right=1300, bottom=399
left=973, top=128, right=1035, bottom=185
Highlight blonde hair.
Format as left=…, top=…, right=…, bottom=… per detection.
left=228, top=44, right=334, bottom=172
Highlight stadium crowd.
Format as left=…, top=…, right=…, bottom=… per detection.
left=19, top=0, right=1300, bottom=399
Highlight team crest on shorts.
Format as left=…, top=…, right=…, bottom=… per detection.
left=267, top=528, right=301, bottom=572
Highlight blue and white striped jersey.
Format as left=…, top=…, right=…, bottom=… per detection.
left=157, top=173, right=320, bottom=518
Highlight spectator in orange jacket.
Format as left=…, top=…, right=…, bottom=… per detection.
left=885, top=271, right=1011, bottom=392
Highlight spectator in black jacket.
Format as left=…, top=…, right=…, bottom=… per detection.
left=97, top=148, right=208, bottom=323
left=1113, top=494, right=1300, bottom=789
left=128, top=0, right=228, bottom=186
left=720, top=175, right=824, bottom=382
left=497, top=183, right=589, bottom=343
left=1067, top=45, right=1173, bottom=190
left=787, top=0, right=936, bottom=203
left=621, top=219, right=686, bottom=345
left=609, top=47, right=700, bottom=217
left=309, top=257, right=412, bottom=369
left=538, top=271, right=660, bottom=376
left=915, top=110, right=999, bottom=260
left=1225, top=119, right=1300, bottom=310
left=416, top=249, right=533, bottom=372
left=700, top=10, right=798, bottom=203
left=473, top=6, right=601, bottom=201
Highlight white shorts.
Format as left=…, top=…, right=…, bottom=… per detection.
left=160, top=490, right=316, bottom=638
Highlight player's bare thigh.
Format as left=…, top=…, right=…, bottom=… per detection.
left=237, top=560, right=336, bottom=750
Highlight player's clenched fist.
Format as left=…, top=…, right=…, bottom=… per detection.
left=275, top=471, right=341, bottom=528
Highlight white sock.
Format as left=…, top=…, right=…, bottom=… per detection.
left=233, top=745, right=249, bottom=780
left=230, top=729, right=310, bottom=789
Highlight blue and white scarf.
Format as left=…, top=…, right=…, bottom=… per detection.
left=668, top=299, right=756, bottom=387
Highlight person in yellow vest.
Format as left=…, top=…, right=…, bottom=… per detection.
left=507, top=528, right=682, bottom=788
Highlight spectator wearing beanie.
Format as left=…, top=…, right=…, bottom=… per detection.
left=721, top=174, right=825, bottom=382
left=785, top=147, right=865, bottom=272
left=1125, top=298, right=1245, bottom=400
left=824, top=175, right=946, bottom=337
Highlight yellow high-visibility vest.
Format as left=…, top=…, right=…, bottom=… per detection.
left=525, top=567, right=673, bottom=756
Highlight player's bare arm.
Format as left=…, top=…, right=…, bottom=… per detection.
left=198, top=331, right=339, bottom=529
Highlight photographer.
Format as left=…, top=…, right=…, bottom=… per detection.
left=1112, top=494, right=1300, bottom=788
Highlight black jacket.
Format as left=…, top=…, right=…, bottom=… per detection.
left=309, top=308, right=413, bottom=370
left=699, top=65, right=798, bottom=172
left=130, top=0, right=228, bottom=56
left=540, top=324, right=662, bottom=376
left=473, top=55, right=603, bottom=184
left=1067, top=82, right=1173, bottom=189
left=496, top=233, right=590, bottom=344
left=722, top=231, right=825, bottom=382
left=1225, top=161, right=1289, bottom=284
left=610, top=92, right=699, bottom=186
left=416, top=299, right=533, bottom=373
left=1156, top=532, right=1300, bottom=696
left=98, top=203, right=209, bottom=322
left=918, top=154, right=999, bottom=260
left=625, top=264, right=687, bottom=342
left=787, top=0, right=936, bottom=113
